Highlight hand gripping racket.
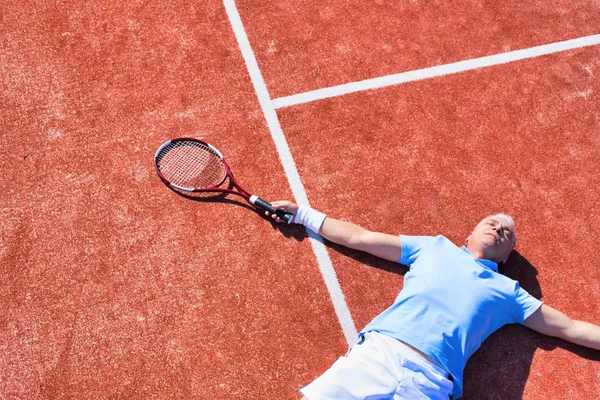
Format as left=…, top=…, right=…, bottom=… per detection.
left=154, top=138, right=293, bottom=223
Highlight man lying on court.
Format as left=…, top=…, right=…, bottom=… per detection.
left=266, top=202, right=600, bottom=399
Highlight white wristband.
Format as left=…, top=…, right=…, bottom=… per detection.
left=291, top=205, right=327, bottom=233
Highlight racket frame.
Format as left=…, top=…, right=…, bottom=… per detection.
left=154, top=137, right=293, bottom=223
left=154, top=137, right=251, bottom=199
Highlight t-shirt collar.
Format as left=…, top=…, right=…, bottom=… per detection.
left=461, top=246, right=499, bottom=272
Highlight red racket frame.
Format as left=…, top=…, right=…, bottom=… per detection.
left=154, top=137, right=293, bottom=223
left=154, top=137, right=251, bottom=199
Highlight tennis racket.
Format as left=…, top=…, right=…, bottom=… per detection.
left=154, top=138, right=294, bottom=223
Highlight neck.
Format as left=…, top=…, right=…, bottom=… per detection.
left=466, top=244, right=486, bottom=260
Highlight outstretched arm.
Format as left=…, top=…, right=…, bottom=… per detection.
left=525, top=304, right=600, bottom=350
left=269, top=201, right=402, bottom=263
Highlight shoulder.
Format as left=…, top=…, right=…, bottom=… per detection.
left=430, top=234, right=462, bottom=251
left=399, top=234, right=458, bottom=265
left=399, top=234, right=461, bottom=254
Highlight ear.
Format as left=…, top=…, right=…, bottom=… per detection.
left=466, top=234, right=471, bottom=244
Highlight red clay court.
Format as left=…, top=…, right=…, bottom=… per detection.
left=1, top=1, right=599, bottom=398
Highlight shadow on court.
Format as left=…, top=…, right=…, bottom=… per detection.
left=300, top=242, right=600, bottom=399
left=160, top=190, right=599, bottom=399
left=163, top=184, right=306, bottom=240
left=463, top=251, right=600, bottom=399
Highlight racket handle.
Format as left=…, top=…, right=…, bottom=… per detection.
left=249, top=195, right=294, bottom=223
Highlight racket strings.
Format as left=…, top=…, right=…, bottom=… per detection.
left=157, top=141, right=226, bottom=189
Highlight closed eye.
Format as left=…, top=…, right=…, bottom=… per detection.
left=488, top=219, right=512, bottom=238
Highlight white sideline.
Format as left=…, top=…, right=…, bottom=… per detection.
left=224, top=0, right=600, bottom=347
left=223, top=0, right=358, bottom=345
left=272, top=34, right=600, bottom=109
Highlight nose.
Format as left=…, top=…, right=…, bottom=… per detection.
left=491, top=225, right=503, bottom=237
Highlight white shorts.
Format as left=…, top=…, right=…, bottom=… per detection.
left=300, top=332, right=454, bottom=400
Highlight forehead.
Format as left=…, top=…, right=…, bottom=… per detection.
left=478, top=216, right=515, bottom=230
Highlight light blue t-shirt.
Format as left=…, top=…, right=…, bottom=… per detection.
left=361, top=235, right=543, bottom=399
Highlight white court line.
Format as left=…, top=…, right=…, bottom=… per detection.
left=272, top=34, right=600, bottom=109
left=223, top=0, right=358, bottom=346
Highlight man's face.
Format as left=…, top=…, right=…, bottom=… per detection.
left=467, top=216, right=516, bottom=263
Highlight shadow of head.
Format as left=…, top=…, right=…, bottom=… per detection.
left=499, top=249, right=542, bottom=299
left=463, top=250, right=600, bottom=399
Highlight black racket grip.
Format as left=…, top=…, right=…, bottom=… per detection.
left=250, top=196, right=294, bottom=223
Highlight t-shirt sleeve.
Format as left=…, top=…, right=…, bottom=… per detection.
left=398, top=235, right=436, bottom=266
left=513, top=283, right=543, bottom=325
